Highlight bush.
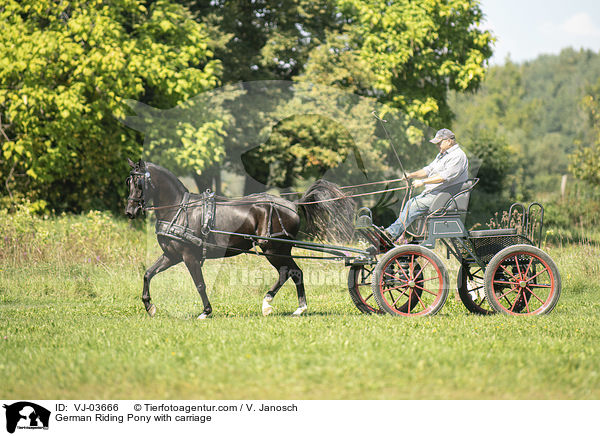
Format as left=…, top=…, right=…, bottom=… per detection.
left=0, top=207, right=145, bottom=266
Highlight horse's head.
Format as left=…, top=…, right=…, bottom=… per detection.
left=125, top=158, right=152, bottom=219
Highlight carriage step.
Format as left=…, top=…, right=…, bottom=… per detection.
left=359, top=226, right=395, bottom=254
left=374, top=226, right=395, bottom=246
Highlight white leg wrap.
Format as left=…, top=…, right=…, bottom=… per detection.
left=292, top=305, right=308, bottom=316
left=197, top=312, right=210, bottom=320
left=262, top=296, right=274, bottom=316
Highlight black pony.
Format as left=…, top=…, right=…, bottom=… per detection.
left=125, top=159, right=354, bottom=318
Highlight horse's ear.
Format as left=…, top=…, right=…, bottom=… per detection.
left=127, top=158, right=135, bottom=168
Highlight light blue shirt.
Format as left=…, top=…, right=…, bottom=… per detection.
left=422, top=144, right=469, bottom=193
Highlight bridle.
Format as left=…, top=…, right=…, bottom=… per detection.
left=126, top=169, right=154, bottom=213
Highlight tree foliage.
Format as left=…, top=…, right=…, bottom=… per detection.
left=570, top=80, right=600, bottom=186
left=450, top=48, right=600, bottom=199
left=1, top=0, right=495, bottom=210
left=179, top=0, right=348, bottom=193
left=200, top=0, right=493, bottom=193
left=334, top=0, right=493, bottom=126
left=185, top=0, right=343, bottom=83
left=0, top=0, right=220, bottom=211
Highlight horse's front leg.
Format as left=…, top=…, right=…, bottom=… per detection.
left=143, top=254, right=177, bottom=316
left=183, top=253, right=212, bottom=319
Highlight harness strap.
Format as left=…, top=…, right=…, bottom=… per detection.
left=272, top=204, right=291, bottom=238
left=155, top=191, right=217, bottom=266
left=155, top=220, right=205, bottom=247
left=201, top=190, right=216, bottom=236
left=167, top=192, right=190, bottom=229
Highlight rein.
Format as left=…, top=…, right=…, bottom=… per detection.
left=128, top=166, right=410, bottom=216
left=280, top=176, right=407, bottom=196
left=296, top=185, right=409, bottom=205
left=138, top=182, right=410, bottom=211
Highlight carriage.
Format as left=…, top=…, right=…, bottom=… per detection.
left=347, top=178, right=561, bottom=316
left=125, top=101, right=564, bottom=318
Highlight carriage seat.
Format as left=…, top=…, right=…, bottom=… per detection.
left=407, top=179, right=478, bottom=245
left=427, top=178, right=479, bottom=217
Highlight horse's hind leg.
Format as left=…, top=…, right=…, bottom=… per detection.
left=263, top=248, right=307, bottom=316
left=287, top=258, right=307, bottom=316
left=182, top=253, right=212, bottom=320
left=143, top=254, right=177, bottom=316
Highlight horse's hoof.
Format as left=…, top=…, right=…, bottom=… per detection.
left=292, top=306, right=307, bottom=316
left=262, top=297, right=274, bottom=316
left=147, top=304, right=157, bottom=317
left=197, top=312, right=211, bottom=320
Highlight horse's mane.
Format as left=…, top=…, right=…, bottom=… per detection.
left=146, top=162, right=189, bottom=193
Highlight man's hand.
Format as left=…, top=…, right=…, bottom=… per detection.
left=413, top=180, right=424, bottom=188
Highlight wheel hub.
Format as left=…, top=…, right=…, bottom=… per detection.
left=408, top=280, right=416, bottom=288
left=519, top=280, right=527, bottom=288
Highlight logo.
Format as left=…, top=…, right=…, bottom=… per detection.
left=3, top=402, right=50, bottom=434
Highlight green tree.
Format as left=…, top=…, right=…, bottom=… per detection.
left=0, top=0, right=221, bottom=212
left=174, top=0, right=346, bottom=193
left=223, top=0, right=494, bottom=192
left=449, top=61, right=537, bottom=197
left=570, top=81, right=600, bottom=186
left=185, top=0, right=342, bottom=83
left=334, top=0, right=493, bottom=126
left=450, top=49, right=600, bottom=200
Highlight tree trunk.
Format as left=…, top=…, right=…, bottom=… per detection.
left=193, top=166, right=224, bottom=195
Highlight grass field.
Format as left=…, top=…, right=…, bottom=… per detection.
left=1, top=210, right=599, bottom=399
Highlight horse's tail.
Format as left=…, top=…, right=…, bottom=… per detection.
left=296, top=179, right=355, bottom=242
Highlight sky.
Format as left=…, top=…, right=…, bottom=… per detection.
left=479, top=0, right=600, bottom=64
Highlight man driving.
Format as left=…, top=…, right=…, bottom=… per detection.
left=385, top=128, right=469, bottom=242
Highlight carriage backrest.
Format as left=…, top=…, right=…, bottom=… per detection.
left=428, top=178, right=479, bottom=216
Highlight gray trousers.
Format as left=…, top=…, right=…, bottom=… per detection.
left=386, top=192, right=437, bottom=239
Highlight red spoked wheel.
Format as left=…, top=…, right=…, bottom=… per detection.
left=484, top=245, right=561, bottom=316
left=348, top=264, right=384, bottom=314
left=372, top=245, right=449, bottom=317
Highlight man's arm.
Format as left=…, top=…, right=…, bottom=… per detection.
left=403, top=169, right=443, bottom=187
left=405, top=169, right=428, bottom=180
left=412, top=175, right=445, bottom=188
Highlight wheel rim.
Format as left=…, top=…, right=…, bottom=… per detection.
left=378, top=251, right=444, bottom=316
left=353, top=265, right=384, bottom=314
left=489, top=251, right=556, bottom=315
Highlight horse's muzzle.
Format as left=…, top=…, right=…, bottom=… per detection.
left=125, top=205, right=142, bottom=219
